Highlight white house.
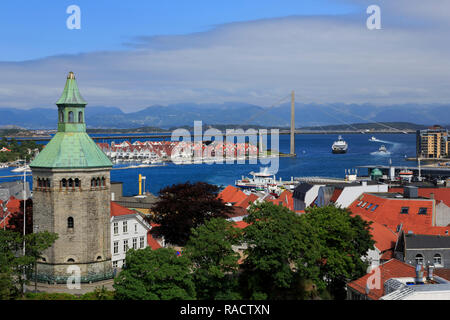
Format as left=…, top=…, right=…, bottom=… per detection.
left=110, top=202, right=161, bottom=269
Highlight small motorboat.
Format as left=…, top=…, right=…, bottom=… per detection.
left=369, top=136, right=377, bottom=142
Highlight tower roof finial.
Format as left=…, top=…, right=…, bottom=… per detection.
left=67, top=71, right=75, bottom=79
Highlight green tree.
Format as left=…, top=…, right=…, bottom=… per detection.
left=300, top=206, right=375, bottom=299
left=114, top=247, right=195, bottom=300
left=185, top=218, right=242, bottom=300
left=0, top=229, right=58, bottom=298
left=241, top=202, right=322, bottom=300
left=151, top=182, right=232, bottom=246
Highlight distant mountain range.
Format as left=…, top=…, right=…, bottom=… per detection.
left=0, top=103, right=449, bottom=129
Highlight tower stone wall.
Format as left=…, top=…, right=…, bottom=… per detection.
left=33, top=168, right=112, bottom=282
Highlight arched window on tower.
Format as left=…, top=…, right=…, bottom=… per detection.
left=75, top=178, right=80, bottom=188
left=37, top=178, right=42, bottom=188
left=60, top=111, right=64, bottom=123
left=68, top=178, right=74, bottom=189
left=46, top=179, right=51, bottom=188
left=101, top=177, right=106, bottom=187
left=61, top=179, right=67, bottom=188
left=68, top=111, right=74, bottom=123
left=91, top=178, right=95, bottom=188
left=96, top=178, right=100, bottom=187
left=68, top=217, right=74, bottom=229
left=78, top=111, right=83, bottom=123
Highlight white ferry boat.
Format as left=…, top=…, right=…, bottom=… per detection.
left=332, top=136, right=348, bottom=154
left=235, top=169, right=296, bottom=193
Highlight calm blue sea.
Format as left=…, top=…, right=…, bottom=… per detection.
left=0, top=133, right=417, bottom=197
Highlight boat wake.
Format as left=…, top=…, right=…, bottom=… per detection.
left=370, top=151, right=391, bottom=156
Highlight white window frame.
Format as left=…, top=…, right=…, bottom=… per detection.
left=133, top=238, right=137, bottom=249
left=123, top=221, right=128, bottom=234
left=123, top=239, right=129, bottom=252
left=113, top=222, right=119, bottom=235
left=113, top=241, right=119, bottom=254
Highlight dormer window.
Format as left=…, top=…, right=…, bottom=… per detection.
left=78, top=111, right=83, bottom=123
left=418, top=207, right=427, bottom=215
left=68, top=111, right=74, bottom=123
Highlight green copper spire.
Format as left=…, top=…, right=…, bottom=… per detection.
left=56, top=72, right=87, bottom=105
left=30, top=72, right=113, bottom=169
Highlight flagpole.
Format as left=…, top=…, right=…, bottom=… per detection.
left=22, top=160, right=26, bottom=294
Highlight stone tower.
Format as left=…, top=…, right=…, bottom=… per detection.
left=30, top=72, right=113, bottom=283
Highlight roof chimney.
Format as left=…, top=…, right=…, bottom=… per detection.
left=415, top=264, right=424, bottom=284
left=427, top=265, right=435, bottom=281
left=404, top=186, right=418, bottom=199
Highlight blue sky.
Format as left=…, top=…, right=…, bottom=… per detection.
left=0, top=0, right=359, bottom=61
left=0, top=0, right=449, bottom=111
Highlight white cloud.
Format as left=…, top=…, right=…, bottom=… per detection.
left=0, top=2, right=449, bottom=111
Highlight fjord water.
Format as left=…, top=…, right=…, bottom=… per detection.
left=111, top=133, right=416, bottom=196
left=0, top=133, right=416, bottom=196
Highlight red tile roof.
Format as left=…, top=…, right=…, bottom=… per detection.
left=0, top=197, right=22, bottom=229
left=233, top=221, right=250, bottom=229
left=347, top=259, right=428, bottom=300
left=147, top=231, right=162, bottom=250
left=110, top=201, right=137, bottom=217
left=6, top=197, right=21, bottom=212
left=265, top=190, right=294, bottom=211
left=434, top=269, right=450, bottom=281
left=349, top=193, right=449, bottom=236
left=218, top=185, right=248, bottom=205
left=235, top=193, right=258, bottom=209
left=350, top=212, right=397, bottom=252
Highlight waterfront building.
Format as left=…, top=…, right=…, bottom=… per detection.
left=416, top=125, right=449, bottom=159
left=30, top=72, right=114, bottom=283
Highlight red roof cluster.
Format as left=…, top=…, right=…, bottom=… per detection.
left=265, top=190, right=294, bottom=211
